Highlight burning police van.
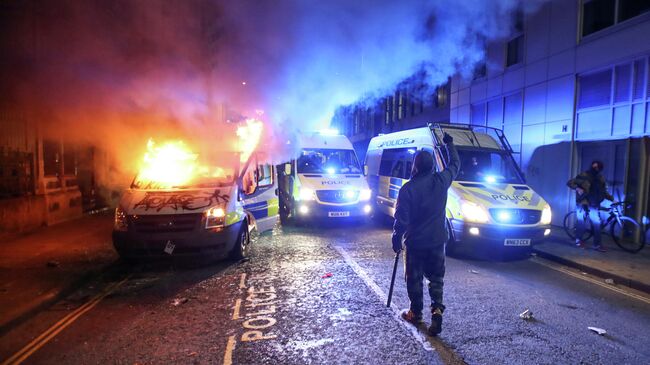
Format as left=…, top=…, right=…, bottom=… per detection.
left=277, top=130, right=372, bottom=222
left=365, top=123, right=552, bottom=254
left=112, top=120, right=279, bottom=260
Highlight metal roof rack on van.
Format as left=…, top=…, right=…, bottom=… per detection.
left=427, top=122, right=515, bottom=153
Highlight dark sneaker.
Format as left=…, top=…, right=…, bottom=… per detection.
left=401, top=310, right=422, bottom=325
left=428, top=307, right=443, bottom=336
left=576, top=240, right=586, bottom=249
left=593, top=245, right=607, bottom=252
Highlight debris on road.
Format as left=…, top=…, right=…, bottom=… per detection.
left=171, top=297, right=188, bottom=306
left=604, top=278, right=615, bottom=285
left=322, top=272, right=333, bottom=278
left=46, top=260, right=60, bottom=268
left=519, top=309, right=534, bottom=320
left=187, top=351, right=198, bottom=357
left=469, top=269, right=479, bottom=274
left=588, top=326, right=607, bottom=335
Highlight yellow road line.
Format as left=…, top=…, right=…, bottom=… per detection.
left=232, top=299, right=242, bottom=320
left=531, top=257, right=650, bottom=305
left=239, top=273, right=247, bottom=289
left=2, top=277, right=130, bottom=365
left=223, top=335, right=236, bottom=365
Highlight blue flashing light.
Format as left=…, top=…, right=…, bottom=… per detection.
left=485, top=175, right=497, bottom=183
left=326, top=167, right=336, bottom=175
left=498, top=211, right=511, bottom=222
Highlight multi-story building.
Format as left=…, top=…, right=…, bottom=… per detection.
left=452, top=0, right=650, bottom=225
left=332, top=77, right=451, bottom=162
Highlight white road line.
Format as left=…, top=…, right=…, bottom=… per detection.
left=232, top=299, right=242, bottom=320
left=334, top=246, right=433, bottom=352
left=531, top=257, right=650, bottom=305
left=239, top=273, right=247, bottom=289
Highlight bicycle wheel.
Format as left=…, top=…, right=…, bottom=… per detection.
left=610, top=216, right=645, bottom=253
left=563, top=211, right=593, bottom=241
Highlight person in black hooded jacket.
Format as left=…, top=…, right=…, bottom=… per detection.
left=392, top=132, right=460, bottom=336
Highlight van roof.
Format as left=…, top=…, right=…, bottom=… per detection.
left=297, top=133, right=354, bottom=150
left=367, top=127, right=433, bottom=151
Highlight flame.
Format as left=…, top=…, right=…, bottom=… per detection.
left=138, top=139, right=199, bottom=188
left=237, top=118, right=264, bottom=163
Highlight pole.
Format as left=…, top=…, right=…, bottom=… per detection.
left=386, top=250, right=400, bottom=307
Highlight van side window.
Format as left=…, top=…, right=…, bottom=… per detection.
left=379, top=148, right=414, bottom=179
left=257, top=164, right=273, bottom=187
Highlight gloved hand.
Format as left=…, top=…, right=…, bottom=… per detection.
left=391, top=234, right=402, bottom=253
left=443, top=133, right=453, bottom=144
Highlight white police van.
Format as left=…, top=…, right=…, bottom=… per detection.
left=365, top=123, right=552, bottom=254
left=278, top=130, right=373, bottom=222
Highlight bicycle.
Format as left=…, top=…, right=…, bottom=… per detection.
left=563, top=202, right=646, bottom=253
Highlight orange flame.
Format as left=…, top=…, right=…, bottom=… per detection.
left=236, top=118, right=264, bottom=163
left=138, top=139, right=198, bottom=188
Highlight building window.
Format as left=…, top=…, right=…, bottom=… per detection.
left=578, top=69, right=613, bottom=109
left=392, top=92, right=399, bottom=122
left=618, top=0, right=650, bottom=22
left=614, top=64, right=632, bottom=103
left=506, top=9, right=524, bottom=67
left=63, top=144, right=77, bottom=176
left=384, top=96, right=393, bottom=125
left=43, top=140, right=60, bottom=177
left=633, top=59, right=646, bottom=100
left=473, top=62, right=487, bottom=79
left=398, top=91, right=405, bottom=120
left=434, top=85, right=448, bottom=108
left=506, top=35, right=524, bottom=67
left=582, top=0, right=650, bottom=37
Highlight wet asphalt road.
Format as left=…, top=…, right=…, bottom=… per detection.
left=2, top=221, right=650, bottom=365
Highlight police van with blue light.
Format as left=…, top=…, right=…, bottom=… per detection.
left=365, top=123, right=552, bottom=254
left=277, top=129, right=373, bottom=222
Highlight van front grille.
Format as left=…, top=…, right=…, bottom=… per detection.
left=129, top=213, right=202, bottom=233
left=316, top=190, right=359, bottom=204
left=489, top=209, right=541, bottom=225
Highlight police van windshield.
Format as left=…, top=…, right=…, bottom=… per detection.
left=456, top=149, right=523, bottom=184
left=297, top=149, right=362, bottom=174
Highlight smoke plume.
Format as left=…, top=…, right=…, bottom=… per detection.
left=0, top=0, right=545, bottom=190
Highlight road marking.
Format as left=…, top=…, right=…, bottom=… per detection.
left=232, top=299, right=242, bottom=320
left=2, top=277, right=130, bottom=365
left=239, top=273, right=247, bottom=289
left=223, top=335, right=236, bottom=365
left=531, top=257, right=650, bottom=305
left=334, top=246, right=433, bottom=352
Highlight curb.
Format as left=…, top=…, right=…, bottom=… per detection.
left=532, top=248, right=650, bottom=295
left=0, top=263, right=114, bottom=336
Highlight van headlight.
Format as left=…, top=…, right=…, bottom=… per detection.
left=114, top=206, right=128, bottom=231
left=359, top=189, right=372, bottom=201
left=298, top=187, right=315, bottom=201
left=460, top=201, right=489, bottom=223
left=541, top=204, right=552, bottom=225
left=205, top=207, right=226, bottom=228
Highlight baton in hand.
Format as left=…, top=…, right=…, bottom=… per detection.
left=386, top=250, right=401, bottom=307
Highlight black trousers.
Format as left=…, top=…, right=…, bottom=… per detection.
left=404, top=246, right=445, bottom=315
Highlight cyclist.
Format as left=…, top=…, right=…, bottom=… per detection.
left=566, top=161, right=614, bottom=252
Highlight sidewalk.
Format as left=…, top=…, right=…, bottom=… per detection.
left=0, top=212, right=117, bottom=334
left=534, top=228, right=650, bottom=294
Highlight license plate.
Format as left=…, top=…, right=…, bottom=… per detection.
left=504, top=238, right=531, bottom=246
left=164, top=240, right=176, bottom=255
left=328, top=211, right=350, bottom=217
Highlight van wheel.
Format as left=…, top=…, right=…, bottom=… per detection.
left=230, top=223, right=250, bottom=260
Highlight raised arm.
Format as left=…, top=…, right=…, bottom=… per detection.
left=437, top=133, right=460, bottom=188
